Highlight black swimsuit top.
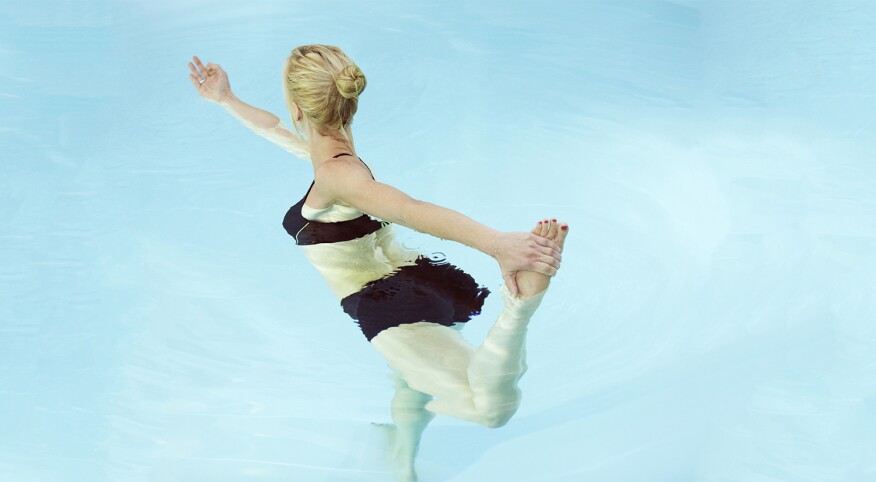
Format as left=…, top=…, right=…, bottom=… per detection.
left=282, top=153, right=390, bottom=245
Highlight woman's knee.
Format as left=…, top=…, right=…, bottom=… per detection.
left=478, top=407, right=519, bottom=428
left=475, top=393, right=522, bottom=428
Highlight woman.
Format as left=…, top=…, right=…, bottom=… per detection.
left=188, top=45, right=569, bottom=481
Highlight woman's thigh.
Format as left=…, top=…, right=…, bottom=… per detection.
left=370, top=322, right=475, bottom=401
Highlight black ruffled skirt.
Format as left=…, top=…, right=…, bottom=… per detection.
left=340, top=254, right=491, bottom=341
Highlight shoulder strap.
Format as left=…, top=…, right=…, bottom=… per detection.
left=331, top=152, right=375, bottom=180
left=358, top=157, right=375, bottom=181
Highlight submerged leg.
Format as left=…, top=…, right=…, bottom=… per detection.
left=372, top=220, right=569, bottom=428
left=377, top=371, right=434, bottom=482
left=421, top=282, right=546, bottom=427
left=460, top=219, right=566, bottom=426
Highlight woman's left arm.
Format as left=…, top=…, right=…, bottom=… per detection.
left=219, top=94, right=312, bottom=162
left=188, top=56, right=311, bottom=162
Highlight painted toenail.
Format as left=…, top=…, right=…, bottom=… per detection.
left=561, top=225, right=567, bottom=230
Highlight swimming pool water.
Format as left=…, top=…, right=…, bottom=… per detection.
left=2, top=1, right=875, bottom=480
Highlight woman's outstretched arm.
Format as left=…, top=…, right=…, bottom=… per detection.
left=220, top=95, right=311, bottom=162
left=318, top=158, right=562, bottom=297
left=188, top=55, right=311, bottom=162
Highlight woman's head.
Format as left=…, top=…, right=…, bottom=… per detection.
left=282, top=44, right=366, bottom=145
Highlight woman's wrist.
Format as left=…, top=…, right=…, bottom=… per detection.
left=218, top=91, right=238, bottom=108
left=480, top=229, right=503, bottom=259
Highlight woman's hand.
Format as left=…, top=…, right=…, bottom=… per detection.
left=188, top=55, right=233, bottom=105
left=490, top=229, right=562, bottom=298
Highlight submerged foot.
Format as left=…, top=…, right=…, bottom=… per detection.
left=515, top=219, right=569, bottom=299
left=372, top=422, right=398, bottom=461
left=371, top=422, right=417, bottom=482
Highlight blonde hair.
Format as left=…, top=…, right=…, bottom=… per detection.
left=282, top=44, right=366, bottom=148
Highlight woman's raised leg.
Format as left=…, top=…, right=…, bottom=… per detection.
left=371, top=219, right=569, bottom=428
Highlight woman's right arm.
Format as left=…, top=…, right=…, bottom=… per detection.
left=318, top=158, right=562, bottom=296
left=188, top=56, right=311, bottom=162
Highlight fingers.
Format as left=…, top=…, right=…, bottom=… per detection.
left=190, top=56, right=223, bottom=84
left=530, top=233, right=561, bottom=260
left=533, top=252, right=560, bottom=271
left=532, top=261, right=559, bottom=277
left=503, top=272, right=519, bottom=298
left=523, top=244, right=560, bottom=272
left=534, top=244, right=561, bottom=263
left=189, top=59, right=204, bottom=81
left=536, top=222, right=557, bottom=260
left=188, top=59, right=206, bottom=93
left=193, top=55, right=208, bottom=76
left=531, top=241, right=560, bottom=270
left=189, top=74, right=201, bottom=90
left=531, top=231, right=560, bottom=253
left=513, top=218, right=567, bottom=278
left=188, top=63, right=203, bottom=85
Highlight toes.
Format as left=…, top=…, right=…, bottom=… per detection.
left=533, top=219, right=568, bottom=249
left=537, top=219, right=549, bottom=237
left=556, top=221, right=569, bottom=248
left=547, top=218, right=559, bottom=240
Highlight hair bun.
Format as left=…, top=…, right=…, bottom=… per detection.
left=335, top=64, right=366, bottom=100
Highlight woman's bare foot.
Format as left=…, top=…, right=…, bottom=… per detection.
left=371, top=422, right=417, bottom=482
left=515, top=219, right=569, bottom=299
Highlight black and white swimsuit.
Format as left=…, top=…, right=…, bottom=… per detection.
left=282, top=153, right=491, bottom=342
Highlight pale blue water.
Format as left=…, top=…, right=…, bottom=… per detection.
left=2, top=1, right=875, bottom=481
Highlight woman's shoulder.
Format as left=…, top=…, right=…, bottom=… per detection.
left=314, top=155, right=377, bottom=204
left=316, top=154, right=375, bottom=182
